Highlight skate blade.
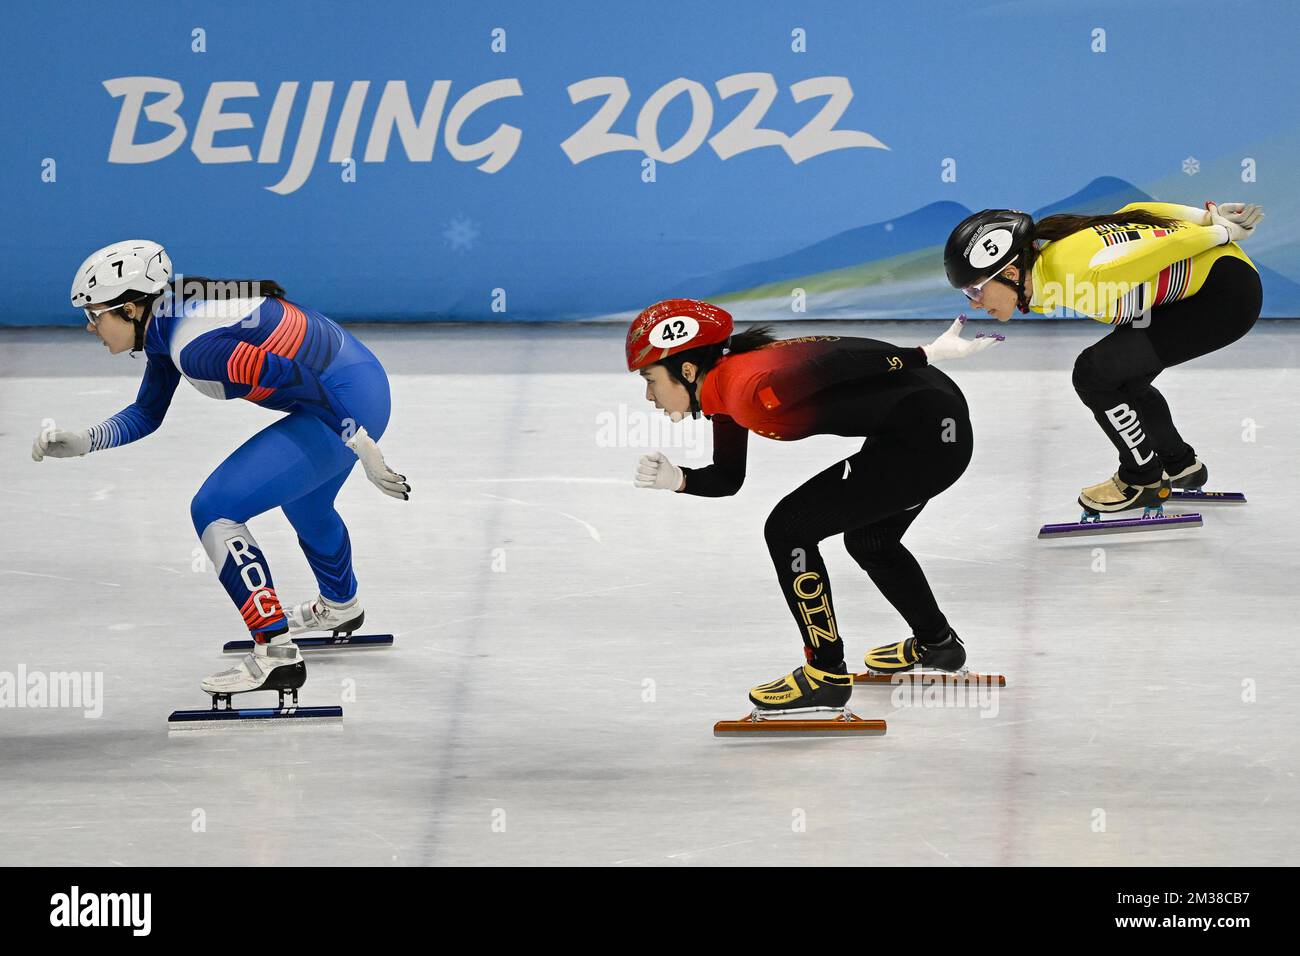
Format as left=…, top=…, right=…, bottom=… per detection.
left=1038, top=513, right=1202, bottom=538
left=714, top=707, right=886, bottom=738
left=1168, top=490, right=1246, bottom=504
left=168, top=705, right=343, bottom=731
left=853, top=670, right=1006, bottom=687
left=222, top=633, right=394, bottom=654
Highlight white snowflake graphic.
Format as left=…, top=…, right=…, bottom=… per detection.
left=1182, top=156, right=1200, bottom=176
left=442, top=216, right=481, bottom=252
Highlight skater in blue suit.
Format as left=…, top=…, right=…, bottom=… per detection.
left=33, top=240, right=409, bottom=704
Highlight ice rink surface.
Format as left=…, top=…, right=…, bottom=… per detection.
left=1, top=319, right=1297, bottom=866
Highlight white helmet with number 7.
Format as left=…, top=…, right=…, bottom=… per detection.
left=70, top=239, right=172, bottom=309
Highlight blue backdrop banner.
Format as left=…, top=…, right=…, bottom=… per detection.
left=3, top=0, right=1297, bottom=324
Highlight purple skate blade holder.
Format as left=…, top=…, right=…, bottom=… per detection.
left=1038, top=513, right=1204, bottom=538
left=1168, top=490, right=1246, bottom=504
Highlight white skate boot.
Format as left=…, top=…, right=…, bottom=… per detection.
left=202, top=638, right=306, bottom=708
left=285, top=593, right=364, bottom=637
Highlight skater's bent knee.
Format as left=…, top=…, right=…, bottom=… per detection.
left=190, top=488, right=220, bottom=533
left=191, top=487, right=246, bottom=536
left=763, top=506, right=810, bottom=553
left=1071, top=350, right=1105, bottom=393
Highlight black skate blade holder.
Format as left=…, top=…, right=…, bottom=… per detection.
left=169, top=686, right=342, bottom=729
left=853, top=669, right=1007, bottom=687
left=223, top=632, right=394, bottom=654
left=209, top=687, right=299, bottom=710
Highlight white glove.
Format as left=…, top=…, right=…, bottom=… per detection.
left=1211, top=202, right=1264, bottom=229
left=32, top=425, right=90, bottom=461
left=920, top=315, right=1003, bottom=364
left=344, top=426, right=410, bottom=499
left=634, top=451, right=684, bottom=491
left=1207, top=201, right=1263, bottom=242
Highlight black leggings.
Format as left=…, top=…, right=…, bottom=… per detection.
left=762, top=392, right=973, bottom=669
left=1072, top=256, right=1262, bottom=484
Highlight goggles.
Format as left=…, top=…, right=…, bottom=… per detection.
left=82, top=297, right=146, bottom=327
left=961, top=266, right=1017, bottom=304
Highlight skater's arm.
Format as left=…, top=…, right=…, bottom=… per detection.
left=183, top=329, right=352, bottom=432
left=1083, top=221, right=1235, bottom=284
left=759, top=339, right=929, bottom=408
left=182, top=329, right=279, bottom=401
left=86, top=351, right=182, bottom=451
left=1117, top=201, right=1211, bottom=226
left=679, top=415, right=748, bottom=497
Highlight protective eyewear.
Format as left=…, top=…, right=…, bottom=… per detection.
left=961, top=267, right=1016, bottom=303
left=83, top=298, right=146, bottom=327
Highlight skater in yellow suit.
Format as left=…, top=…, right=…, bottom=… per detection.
left=943, top=201, right=1264, bottom=514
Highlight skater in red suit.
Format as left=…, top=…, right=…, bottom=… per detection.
left=626, top=299, right=998, bottom=713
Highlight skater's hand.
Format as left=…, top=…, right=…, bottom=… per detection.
left=31, top=424, right=90, bottom=461
left=345, top=426, right=410, bottom=500
left=634, top=451, right=684, bottom=492
left=1209, top=202, right=1264, bottom=229
left=920, top=315, right=1003, bottom=364
left=1207, top=201, right=1262, bottom=242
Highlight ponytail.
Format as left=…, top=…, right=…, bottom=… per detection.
left=1032, top=210, right=1179, bottom=243
left=726, top=324, right=777, bottom=354
left=1025, top=210, right=1182, bottom=270
left=169, top=276, right=286, bottom=300
left=141, top=275, right=286, bottom=321
left=662, top=323, right=778, bottom=380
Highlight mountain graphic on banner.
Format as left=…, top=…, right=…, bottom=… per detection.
left=671, top=176, right=1300, bottom=319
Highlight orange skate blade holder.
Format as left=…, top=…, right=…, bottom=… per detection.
left=713, top=706, right=887, bottom=738
left=853, top=670, right=1006, bottom=687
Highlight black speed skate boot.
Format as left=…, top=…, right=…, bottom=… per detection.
left=748, top=661, right=853, bottom=712
left=1078, top=472, right=1171, bottom=517
left=200, top=630, right=307, bottom=709
left=1164, top=456, right=1208, bottom=491
left=865, top=629, right=966, bottom=675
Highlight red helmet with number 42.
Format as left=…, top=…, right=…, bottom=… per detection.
left=625, top=298, right=734, bottom=372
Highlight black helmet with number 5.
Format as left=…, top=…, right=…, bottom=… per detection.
left=944, top=209, right=1036, bottom=313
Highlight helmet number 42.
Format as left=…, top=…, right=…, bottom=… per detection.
left=650, top=316, right=699, bottom=348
